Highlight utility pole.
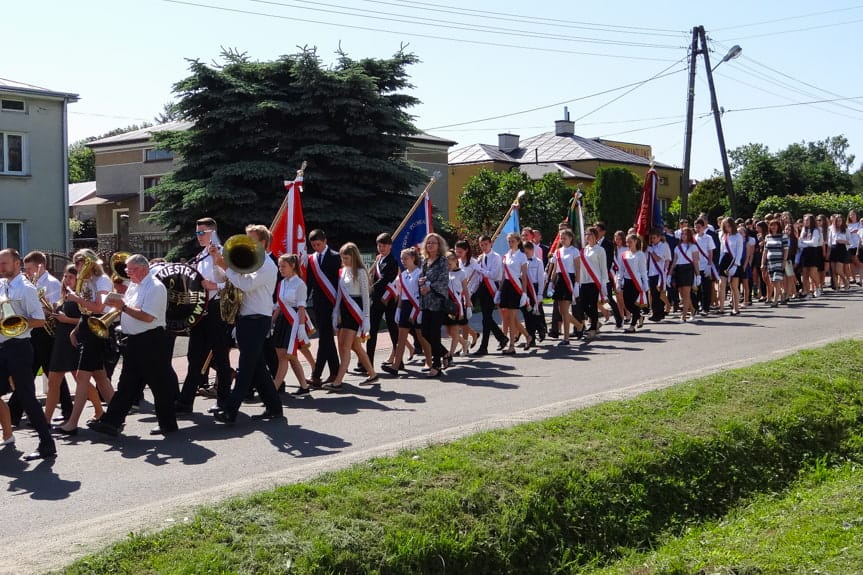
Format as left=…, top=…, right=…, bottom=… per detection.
left=679, top=27, right=700, bottom=220
left=679, top=25, right=740, bottom=219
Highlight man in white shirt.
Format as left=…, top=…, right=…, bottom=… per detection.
left=88, top=254, right=176, bottom=437
left=472, top=234, right=507, bottom=356
left=211, top=225, right=282, bottom=425
left=0, top=248, right=55, bottom=461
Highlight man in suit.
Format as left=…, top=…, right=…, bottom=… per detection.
left=306, top=229, right=340, bottom=386
left=595, top=222, right=623, bottom=329
left=360, top=232, right=399, bottom=371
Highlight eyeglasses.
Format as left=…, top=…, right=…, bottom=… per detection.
left=195, top=230, right=209, bottom=237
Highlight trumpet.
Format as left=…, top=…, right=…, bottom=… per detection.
left=0, top=297, right=28, bottom=337
left=36, top=287, right=57, bottom=336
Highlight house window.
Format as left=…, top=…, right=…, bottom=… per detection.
left=1, top=99, right=26, bottom=112
left=144, top=148, right=174, bottom=162
left=658, top=198, right=670, bottom=218
left=0, top=221, right=23, bottom=251
left=0, top=132, right=26, bottom=174
left=659, top=176, right=668, bottom=185
left=142, top=240, right=172, bottom=260
left=142, top=176, right=161, bottom=212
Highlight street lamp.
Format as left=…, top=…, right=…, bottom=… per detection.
left=714, top=44, right=742, bottom=70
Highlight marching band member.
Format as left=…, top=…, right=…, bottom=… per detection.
left=694, top=219, right=718, bottom=317
left=176, top=217, right=233, bottom=414
left=211, top=225, right=284, bottom=424
left=363, top=233, right=399, bottom=370
left=618, top=234, right=650, bottom=333
left=718, top=218, right=745, bottom=315
left=55, top=249, right=115, bottom=435
left=0, top=248, right=56, bottom=461
left=646, top=229, right=671, bottom=322
left=272, top=254, right=312, bottom=396
left=548, top=229, right=582, bottom=346
left=454, top=240, right=480, bottom=352
left=574, top=227, right=609, bottom=340
left=307, top=229, right=340, bottom=386
left=88, top=254, right=176, bottom=437
left=499, top=233, right=530, bottom=354
left=323, top=243, right=377, bottom=390
left=670, top=227, right=700, bottom=323
left=418, top=233, right=451, bottom=377
left=473, top=235, right=507, bottom=356
left=444, top=251, right=469, bottom=359
left=381, top=248, right=423, bottom=375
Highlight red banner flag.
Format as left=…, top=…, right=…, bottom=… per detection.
left=634, top=168, right=659, bottom=240
left=270, top=176, right=307, bottom=278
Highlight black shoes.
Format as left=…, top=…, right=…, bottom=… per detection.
left=250, top=409, right=285, bottom=421
left=174, top=402, right=194, bottom=414
left=207, top=404, right=223, bottom=414
left=496, top=337, right=509, bottom=351
left=213, top=410, right=237, bottom=425
left=23, top=446, right=57, bottom=462
left=87, top=419, right=121, bottom=437
left=149, top=426, right=178, bottom=436
left=291, top=387, right=311, bottom=396
left=359, top=375, right=380, bottom=386
left=51, top=425, right=78, bottom=437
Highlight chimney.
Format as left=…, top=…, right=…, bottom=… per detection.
left=555, top=105, right=575, bottom=136
left=498, top=133, right=520, bottom=153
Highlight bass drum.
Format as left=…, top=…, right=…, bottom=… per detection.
left=151, top=262, right=209, bottom=336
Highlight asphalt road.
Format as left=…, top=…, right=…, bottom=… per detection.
left=3, top=291, right=862, bottom=575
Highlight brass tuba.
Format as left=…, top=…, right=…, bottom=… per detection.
left=72, top=251, right=99, bottom=314
left=219, top=234, right=265, bottom=324
left=0, top=297, right=28, bottom=337
left=87, top=308, right=122, bottom=339
left=110, top=251, right=131, bottom=283
left=36, top=287, right=57, bottom=336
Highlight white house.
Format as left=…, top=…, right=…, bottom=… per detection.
left=0, top=78, right=79, bottom=254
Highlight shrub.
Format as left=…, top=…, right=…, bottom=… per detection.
left=754, top=193, right=863, bottom=219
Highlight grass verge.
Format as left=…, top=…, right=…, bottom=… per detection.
left=64, top=340, right=863, bottom=574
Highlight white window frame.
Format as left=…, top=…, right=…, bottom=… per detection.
left=0, top=98, right=26, bottom=113
left=0, top=220, right=25, bottom=252
left=0, top=131, right=28, bottom=175
left=111, top=208, right=129, bottom=235
left=140, top=174, right=162, bottom=213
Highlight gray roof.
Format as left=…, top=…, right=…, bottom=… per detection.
left=449, top=131, right=675, bottom=169
left=87, top=120, right=194, bottom=147
left=519, top=163, right=595, bottom=181
left=69, top=181, right=98, bottom=206
left=404, top=132, right=458, bottom=146
left=0, top=77, right=79, bottom=102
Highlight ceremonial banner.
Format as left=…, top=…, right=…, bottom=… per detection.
left=270, top=175, right=307, bottom=277
left=392, top=189, right=433, bottom=257
left=634, top=167, right=662, bottom=239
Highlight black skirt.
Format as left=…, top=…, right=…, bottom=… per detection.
left=338, top=296, right=363, bottom=331
left=498, top=281, right=522, bottom=309
left=272, top=312, right=307, bottom=350
left=552, top=274, right=576, bottom=301
left=673, top=264, right=695, bottom=287
left=830, top=244, right=849, bottom=264
left=800, top=246, right=823, bottom=268
left=49, top=324, right=79, bottom=372
left=75, top=316, right=106, bottom=372
left=397, top=300, right=417, bottom=329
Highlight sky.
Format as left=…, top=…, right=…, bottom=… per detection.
left=6, top=0, right=863, bottom=179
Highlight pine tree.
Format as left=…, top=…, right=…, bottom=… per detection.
left=149, top=47, right=427, bottom=258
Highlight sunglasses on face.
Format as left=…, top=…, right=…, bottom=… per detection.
left=195, top=230, right=210, bottom=237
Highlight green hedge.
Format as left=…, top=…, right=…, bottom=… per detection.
left=66, top=341, right=863, bottom=574
left=754, top=193, right=863, bottom=219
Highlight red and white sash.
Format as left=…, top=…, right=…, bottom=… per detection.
left=676, top=244, right=695, bottom=266
left=398, top=272, right=420, bottom=323
left=309, top=251, right=337, bottom=306
left=382, top=280, right=398, bottom=304
left=277, top=297, right=309, bottom=356
left=580, top=250, right=606, bottom=301
left=447, top=285, right=465, bottom=318
left=556, top=247, right=575, bottom=295
left=695, top=238, right=720, bottom=280
left=723, top=236, right=739, bottom=276
left=480, top=254, right=499, bottom=297
left=621, top=252, right=646, bottom=306
left=334, top=269, right=366, bottom=336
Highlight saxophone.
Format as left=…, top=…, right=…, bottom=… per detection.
left=36, top=287, right=57, bottom=336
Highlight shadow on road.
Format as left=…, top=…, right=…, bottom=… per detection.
left=0, top=445, right=81, bottom=500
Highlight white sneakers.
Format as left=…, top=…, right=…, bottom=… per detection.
left=1, top=434, right=15, bottom=446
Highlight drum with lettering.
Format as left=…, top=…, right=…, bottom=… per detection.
left=152, top=263, right=209, bottom=335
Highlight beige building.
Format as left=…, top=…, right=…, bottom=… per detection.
left=0, top=79, right=78, bottom=253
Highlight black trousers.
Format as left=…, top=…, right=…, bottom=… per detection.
left=366, top=299, right=397, bottom=364
left=102, top=327, right=177, bottom=432
left=648, top=275, right=665, bottom=320
left=573, top=283, right=600, bottom=331
left=606, top=280, right=623, bottom=327
left=224, top=315, right=282, bottom=416
left=699, top=271, right=714, bottom=312
left=8, top=327, right=72, bottom=424
left=623, top=280, right=643, bottom=327
left=421, top=309, right=448, bottom=369
left=310, top=303, right=338, bottom=380
left=0, top=339, right=55, bottom=453
left=179, top=299, right=233, bottom=408
left=476, top=284, right=505, bottom=351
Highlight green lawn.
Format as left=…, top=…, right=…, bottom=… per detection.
left=63, top=341, right=863, bottom=574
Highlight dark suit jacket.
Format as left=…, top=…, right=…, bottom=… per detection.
left=308, top=246, right=340, bottom=309
left=598, top=236, right=615, bottom=270
left=370, top=252, right=399, bottom=303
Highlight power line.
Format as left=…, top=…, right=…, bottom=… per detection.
left=423, top=66, right=687, bottom=130
left=245, top=0, right=683, bottom=49
left=70, top=111, right=151, bottom=121
left=159, top=0, right=681, bottom=62
left=596, top=118, right=687, bottom=139
left=711, top=4, right=863, bottom=32
left=724, top=96, right=863, bottom=114
left=719, top=16, right=863, bottom=41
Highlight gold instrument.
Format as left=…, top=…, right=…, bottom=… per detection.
left=36, top=287, right=57, bottom=336
left=0, top=297, right=28, bottom=337
left=110, top=251, right=131, bottom=283
left=87, top=308, right=123, bottom=339
left=73, top=252, right=99, bottom=314
left=219, top=234, right=266, bottom=324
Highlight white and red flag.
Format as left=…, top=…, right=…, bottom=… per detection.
left=270, top=173, right=307, bottom=278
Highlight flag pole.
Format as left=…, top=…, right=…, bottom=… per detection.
left=392, top=176, right=436, bottom=238
left=270, top=161, right=307, bottom=231
left=491, top=190, right=526, bottom=243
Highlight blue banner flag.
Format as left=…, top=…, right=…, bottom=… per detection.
left=392, top=192, right=433, bottom=260
left=492, top=206, right=520, bottom=255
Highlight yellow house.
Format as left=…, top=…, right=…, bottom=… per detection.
left=448, top=118, right=682, bottom=223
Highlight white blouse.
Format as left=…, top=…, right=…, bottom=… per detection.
left=339, top=267, right=370, bottom=318
left=720, top=232, right=745, bottom=264
left=503, top=249, right=528, bottom=281
left=551, top=245, right=579, bottom=275
left=672, top=242, right=699, bottom=268
left=646, top=241, right=671, bottom=277
left=578, top=244, right=609, bottom=286
left=459, top=257, right=482, bottom=295
left=618, top=250, right=649, bottom=290
left=277, top=275, right=307, bottom=309
left=398, top=268, right=421, bottom=302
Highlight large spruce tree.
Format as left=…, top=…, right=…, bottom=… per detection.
left=150, top=47, right=427, bottom=258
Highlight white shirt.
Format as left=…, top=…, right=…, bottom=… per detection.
left=848, top=222, right=861, bottom=248
left=672, top=242, right=699, bottom=268
left=618, top=250, right=649, bottom=290
left=277, top=275, right=307, bottom=310
left=798, top=227, right=823, bottom=248
left=35, top=271, right=63, bottom=306
left=448, top=268, right=467, bottom=301
left=225, top=255, right=278, bottom=317
left=646, top=241, right=671, bottom=277
left=459, top=258, right=481, bottom=295
left=83, top=274, right=112, bottom=302
left=399, top=268, right=420, bottom=302
left=194, top=246, right=227, bottom=299
left=578, top=244, right=609, bottom=287
left=338, top=267, right=370, bottom=319
left=502, top=249, right=527, bottom=282
left=121, top=272, right=167, bottom=335
left=829, top=227, right=850, bottom=247
left=695, top=233, right=716, bottom=272
left=525, top=256, right=545, bottom=295
left=0, top=274, right=44, bottom=341
left=478, top=250, right=503, bottom=283
left=551, top=245, right=579, bottom=275
left=720, top=232, right=745, bottom=265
